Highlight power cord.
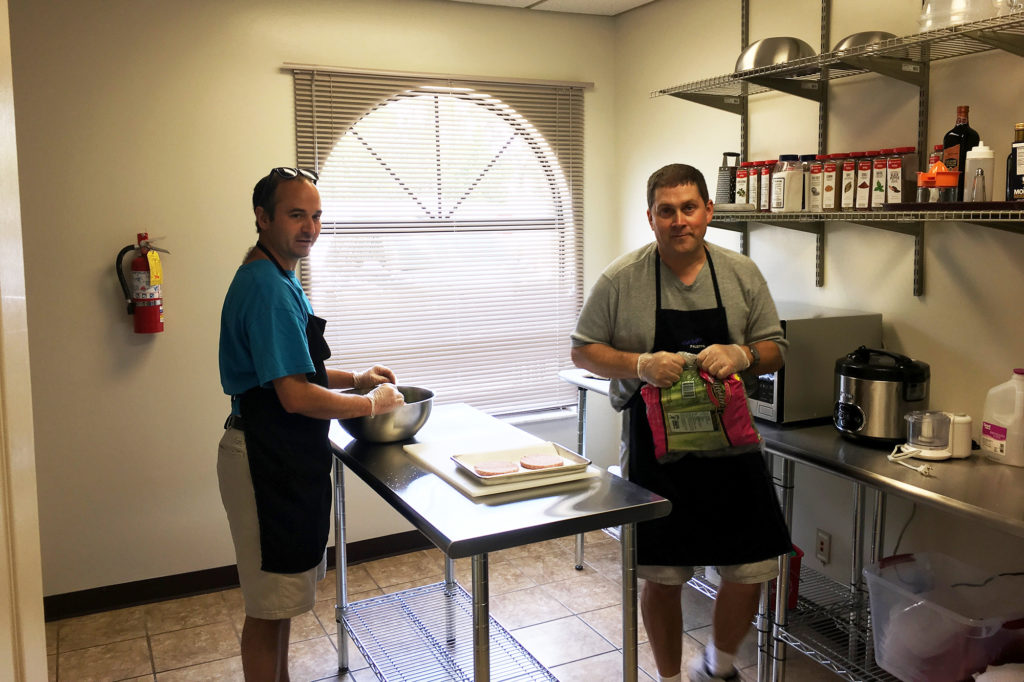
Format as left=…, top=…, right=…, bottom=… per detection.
left=892, top=502, right=916, bottom=556
left=887, top=444, right=936, bottom=476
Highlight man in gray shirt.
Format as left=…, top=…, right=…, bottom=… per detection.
left=571, top=164, right=791, bottom=682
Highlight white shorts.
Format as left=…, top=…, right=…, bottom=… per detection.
left=638, top=557, right=780, bottom=586
left=217, top=427, right=326, bottom=620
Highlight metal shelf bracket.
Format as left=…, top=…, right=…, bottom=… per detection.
left=711, top=218, right=825, bottom=288
left=833, top=55, right=928, bottom=87
left=741, top=76, right=824, bottom=101
left=841, top=219, right=925, bottom=296
left=669, top=92, right=744, bottom=115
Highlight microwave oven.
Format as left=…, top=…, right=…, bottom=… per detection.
left=748, top=303, right=883, bottom=423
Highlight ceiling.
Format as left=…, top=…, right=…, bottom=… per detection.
left=445, top=0, right=657, bottom=16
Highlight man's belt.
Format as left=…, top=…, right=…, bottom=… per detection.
left=224, top=414, right=245, bottom=431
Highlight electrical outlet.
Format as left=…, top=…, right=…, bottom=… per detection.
left=815, top=529, right=831, bottom=564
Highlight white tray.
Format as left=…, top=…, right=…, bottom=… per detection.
left=451, top=443, right=590, bottom=484
left=403, top=441, right=597, bottom=497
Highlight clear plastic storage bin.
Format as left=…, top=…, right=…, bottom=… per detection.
left=864, top=552, right=1024, bottom=682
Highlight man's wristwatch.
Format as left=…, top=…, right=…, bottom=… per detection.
left=746, top=343, right=760, bottom=370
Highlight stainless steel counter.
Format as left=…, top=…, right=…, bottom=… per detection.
left=329, top=402, right=671, bottom=681
left=758, top=420, right=1024, bottom=539
left=558, top=367, right=1024, bottom=682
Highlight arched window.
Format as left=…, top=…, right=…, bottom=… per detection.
left=293, top=69, right=584, bottom=414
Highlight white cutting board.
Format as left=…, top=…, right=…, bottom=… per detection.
left=403, top=442, right=599, bottom=497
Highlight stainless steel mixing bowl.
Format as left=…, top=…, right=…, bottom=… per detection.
left=832, top=31, right=897, bottom=53
left=337, top=385, right=434, bottom=443
left=734, top=37, right=816, bottom=73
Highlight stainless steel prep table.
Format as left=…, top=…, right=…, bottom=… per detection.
left=328, top=402, right=671, bottom=681
left=560, top=367, right=1024, bottom=682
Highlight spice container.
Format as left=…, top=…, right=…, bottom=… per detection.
left=759, top=160, right=773, bottom=212
left=799, top=153, right=817, bottom=210
left=841, top=152, right=861, bottom=210
left=916, top=174, right=937, bottom=202
left=928, top=143, right=943, bottom=167
left=771, top=155, right=803, bottom=213
left=735, top=162, right=751, bottom=205
left=893, top=146, right=918, bottom=203
left=856, top=151, right=876, bottom=210
left=806, top=155, right=825, bottom=212
left=748, top=161, right=763, bottom=211
left=822, top=154, right=842, bottom=211
left=872, top=149, right=892, bottom=210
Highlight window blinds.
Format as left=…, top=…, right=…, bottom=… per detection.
left=291, top=67, right=585, bottom=415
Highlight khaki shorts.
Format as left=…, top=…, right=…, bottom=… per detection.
left=217, top=427, right=326, bottom=620
left=638, top=557, right=780, bottom=586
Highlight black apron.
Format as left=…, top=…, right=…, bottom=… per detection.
left=626, top=248, right=791, bottom=567
left=238, top=243, right=334, bottom=574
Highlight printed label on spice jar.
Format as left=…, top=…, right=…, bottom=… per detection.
left=871, top=157, right=888, bottom=209
left=841, top=159, right=857, bottom=209
left=856, top=158, right=873, bottom=209
left=886, top=157, right=903, bottom=205
left=760, top=165, right=771, bottom=211
left=807, top=165, right=823, bottom=212
left=822, top=159, right=839, bottom=210
left=735, top=169, right=748, bottom=202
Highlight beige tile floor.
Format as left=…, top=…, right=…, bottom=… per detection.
left=46, top=531, right=844, bottom=681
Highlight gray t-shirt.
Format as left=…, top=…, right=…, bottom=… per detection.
left=571, top=241, right=787, bottom=413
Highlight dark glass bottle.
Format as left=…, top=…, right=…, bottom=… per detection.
left=1007, top=122, right=1024, bottom=202
left=941, top=105, right=980, bottom=201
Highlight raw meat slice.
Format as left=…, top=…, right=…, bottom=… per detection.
left=519, top=454, right=564, bottom=470
left=473, top=460, right=519, bottom=476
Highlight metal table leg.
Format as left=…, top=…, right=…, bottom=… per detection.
left=334, top=457, right=349, bottom=672
left=472, top=553, right=490, bottom=682
left=871, top=489, right=887, bottom=565
left=770, top=457, right=795, bottom=682
left=574, top=385, right=587, bottom=570
left=621, top=521, right=638, bottom=682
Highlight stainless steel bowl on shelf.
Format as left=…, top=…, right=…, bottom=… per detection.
left=337, top=385, right=434, bottom=443
left=734, top=36, right=817, bottom=73
left=832, top=30, right=897, bottom=53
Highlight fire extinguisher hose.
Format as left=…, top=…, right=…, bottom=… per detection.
left=116, top=244, right=136, bottom=314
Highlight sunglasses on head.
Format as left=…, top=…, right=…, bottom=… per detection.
left=270, top=167, right=319, bottom=183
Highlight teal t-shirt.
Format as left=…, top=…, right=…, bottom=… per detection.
left=219, top=260, right=315, bottom=408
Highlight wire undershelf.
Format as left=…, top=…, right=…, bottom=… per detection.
left=689, top=567, right=900, bottom=682
left=342, top=581, right=556, bottom=682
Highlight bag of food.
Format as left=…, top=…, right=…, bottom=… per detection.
left=641, top=362, right=760, bottom=460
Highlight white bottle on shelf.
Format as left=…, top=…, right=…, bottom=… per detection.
left=981, top=368, right=1024, bottom=467
left=964, top=141, right=995, bottom=201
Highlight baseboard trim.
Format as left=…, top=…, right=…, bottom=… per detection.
left=43, top=530, right=432, bottom=622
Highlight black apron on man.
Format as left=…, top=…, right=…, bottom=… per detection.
left=626, top=248, right=791, bottom=568
left=238, top=243, right=334, bottom=574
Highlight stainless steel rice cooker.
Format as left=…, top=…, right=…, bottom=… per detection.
left=834, top=347, right=930, bottom=443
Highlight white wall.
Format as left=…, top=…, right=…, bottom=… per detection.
left=613, top=0, right=1024, bottom=582
left=9, top=0, right=616, bottom=596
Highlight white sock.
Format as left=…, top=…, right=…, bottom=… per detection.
left=706, top=644, right=735, bottom=675
left=658, top=673, right=681, bottom=682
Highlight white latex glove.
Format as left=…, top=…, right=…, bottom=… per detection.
left=636, top=351, right=687, bottom=388
left=696, top=343, right=750, bottom=380
left=366, top=383, right=404, bottom=416
left=353, top=365, right=398, bottom=391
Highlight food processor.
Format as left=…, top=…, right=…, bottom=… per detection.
left=899, top=411, right=973, bottom=460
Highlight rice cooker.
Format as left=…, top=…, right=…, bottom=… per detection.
left=834, top=347, right=930, bottom=443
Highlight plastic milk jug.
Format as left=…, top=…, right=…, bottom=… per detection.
left=981, top=368, right=1024, bottom=466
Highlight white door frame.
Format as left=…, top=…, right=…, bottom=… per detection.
left=0, top=0, right=48, bottom=678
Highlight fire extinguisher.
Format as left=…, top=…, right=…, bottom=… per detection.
left=116, top=232, right=170, bottom=334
